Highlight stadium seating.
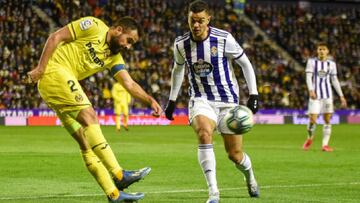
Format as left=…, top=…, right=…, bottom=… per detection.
left=0, top=0, right=358, bottom=110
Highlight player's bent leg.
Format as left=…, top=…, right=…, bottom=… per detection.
left=82, top=149, right=120, bottom=199
left=77, top=107, right=150, bottom=190
left=191, top=115, right=219, bottom=201
left=222, top=135, right=259, bottom=198
left=57, top=111, right=121, bottom=200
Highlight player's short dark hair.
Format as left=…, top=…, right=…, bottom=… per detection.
left=189, top=0, right=209, bottom=14
left=316, top=42, right=328, bottom=49
left=114, top=16, right=143, bottom=38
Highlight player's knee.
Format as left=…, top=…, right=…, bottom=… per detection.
left=310, top=117, right=317, bottom=124
left=71, top=129, right=91, bottom=150
left=196, top=128, right=213, bottom=143
left=78, top=108, right=98, bottom=126
left=227, top=148, right=243, bottom=163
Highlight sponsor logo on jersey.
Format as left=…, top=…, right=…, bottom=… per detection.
left=318, top=70, right=328, bottom=78
left=85, top=42, right=105, bottom=67
left=79, top=19, right=93, bottom=30
left=191, top=59, right=213, bottom=77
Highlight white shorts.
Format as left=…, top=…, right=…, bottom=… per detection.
left=188, top=97, right=237, bottom=134
left=308, top=98, right=334, bottom=114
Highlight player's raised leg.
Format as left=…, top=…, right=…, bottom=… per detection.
left=192, top=115, right=220, bottom=203
left=222, top=134, right=259, bottom=197
left=76, top=107, right=150, bottom=190
left=58, top=111, right=143, bottom=202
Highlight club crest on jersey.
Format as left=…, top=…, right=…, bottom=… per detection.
left=211, top=46, right=218, bottom=56
left=318, top=70, right=328, bottom=78
left=75, top=94, right=84, bottom=102
left=80, top=19, right=93, bottom=30
left=191, top=59, right=213, bottom=77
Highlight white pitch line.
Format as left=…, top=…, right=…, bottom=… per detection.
left=1, top=182, right=359, bottom=200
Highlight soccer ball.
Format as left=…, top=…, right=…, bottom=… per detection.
left=223, top=105, right=254, bottom=134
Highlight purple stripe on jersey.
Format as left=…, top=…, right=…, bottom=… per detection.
left=314, top=60, right=318, bottom=98
left=319, top=61, right=324, bottom=99
left=184, top=38, right=201, bottom=97
left=197, top=41, right=215, bottom=100
left=222, top=46, right=238, bottom=103
left=210, top=36, right=228, bottom=102
left=326, top=68, right=331, bottom=98
left=325, top=77, right=329, bottom=98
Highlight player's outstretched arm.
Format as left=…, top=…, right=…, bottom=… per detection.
left=114, top=70, right=162, bottom=117
left=165, top=62, right=185, bottom=120
left=25, top=26, right=73, bottom=84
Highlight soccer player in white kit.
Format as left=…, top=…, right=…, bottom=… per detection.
left=164, top=1, right=259, bottom=202
left=303, top=43, right=347, bottom=152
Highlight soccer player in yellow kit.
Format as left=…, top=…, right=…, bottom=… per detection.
left=26, top=16, right=162, bottom=202
left=111, top=82, right=131, bottom=131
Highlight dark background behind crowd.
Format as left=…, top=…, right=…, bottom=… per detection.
left=0, top=0, right=359, bottom=111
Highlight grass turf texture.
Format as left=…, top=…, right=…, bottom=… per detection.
left=0, top=124, right=359, bottom=203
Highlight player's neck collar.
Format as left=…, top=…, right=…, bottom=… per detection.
left=317, top=56, right=328, bottom=61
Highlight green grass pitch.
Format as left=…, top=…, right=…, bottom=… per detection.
left=0, top=124, right=359, bottom=203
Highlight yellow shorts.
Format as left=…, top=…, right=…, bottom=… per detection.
left=38, top=68, right=91, bottom=134
left=114, top=102, right=129, bottom=115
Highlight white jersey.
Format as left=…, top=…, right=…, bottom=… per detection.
left=173, top=27, right=244, bottom=104
left=305, top=57, right=338, bottom=99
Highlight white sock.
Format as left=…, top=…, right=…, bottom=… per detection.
left=198, top=144, right=218, bottom=195
left=322, top=124, right=332, bottom=146
left=236, top=153, right=256, bottom=184
left=307, top=123, right=316, bottom=138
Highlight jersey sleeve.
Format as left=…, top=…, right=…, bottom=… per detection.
left=67, top=17, right=101, bottom=40
left=108, top=54, right=126, bottom=77
left=224, top=33, right=244, bottom=59
left=305, top=59, right=313, bottom=73
left=174, top=41, right=185, bottom=65
left=330, top=61, right=338, bottom=75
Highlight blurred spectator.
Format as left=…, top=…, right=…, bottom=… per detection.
left=1, top=0, right=358, bottom=110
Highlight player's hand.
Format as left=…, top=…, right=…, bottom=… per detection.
left=247, top=94, right=259, bottom=114
left=164, top=100, right=176, bottom=120
left=149, top=97, right=162, bottom=118
left=340, top=96, right=347, bottom=108
left=23, top=67, right=44, bottom=84
left=309, top=90, right=317, bottom=100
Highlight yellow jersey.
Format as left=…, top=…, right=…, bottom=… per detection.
left=111, top=83, right=131, bottom=104
left=45, top=16, right=125, bottom=80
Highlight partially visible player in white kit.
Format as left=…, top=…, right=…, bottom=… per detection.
left=164, top=1, right=259, bottom=202
left=303, top=43, right=347, bottom=152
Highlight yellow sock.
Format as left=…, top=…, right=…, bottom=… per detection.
left=83, top=124, right=123, bottom=177
left=124, top=115, right=128, bottom=127
left=108, top=189, right=120, bottom=200
left=115, top=115, right=121, bottom=130
left=81, top=150, right=117, bottom=196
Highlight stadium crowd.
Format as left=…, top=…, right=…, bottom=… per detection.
left=245, top=1, right=360, bottom=109
left=0, top=0, right=358, bottom=110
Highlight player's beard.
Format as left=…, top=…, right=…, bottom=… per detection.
left=108, top=36, right=128, bottom=54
